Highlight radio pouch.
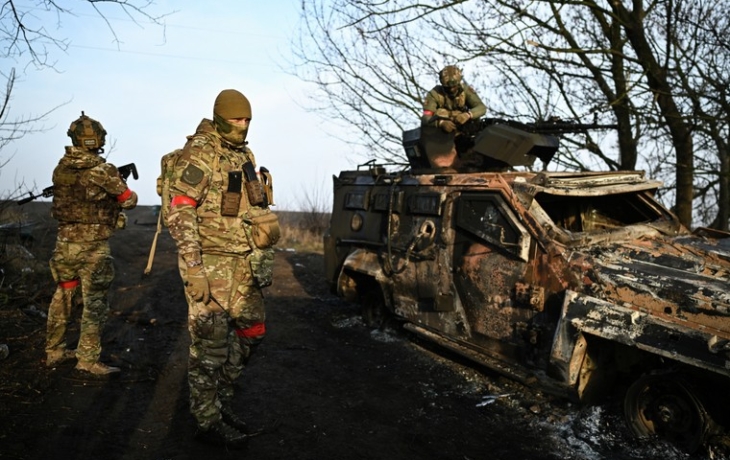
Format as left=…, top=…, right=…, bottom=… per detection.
left=243, top=162, right=266, bottom=207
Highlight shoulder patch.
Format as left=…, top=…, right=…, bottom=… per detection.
left=182, top=164, right=204, bottom=185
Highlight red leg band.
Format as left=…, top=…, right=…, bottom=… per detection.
left=59, top=279, right=79, bottom=289
left=236, top=322, right=266, bottom=338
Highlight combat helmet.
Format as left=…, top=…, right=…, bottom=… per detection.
left=213, top=89, right=252, bottom=147
left=67, top=111, right=107, bottom=151
left=439, top=65, right=463, bottom=95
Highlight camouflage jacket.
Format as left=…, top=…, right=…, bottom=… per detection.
left=166, top=118, right=259, bottom=261
left=421, top=83, right=487, bottom=129
left=52, top=146, right=137, bottom=242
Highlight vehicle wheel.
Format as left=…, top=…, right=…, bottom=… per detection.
left=623, top=371, right=712, bottom=452
left=360, top=288, right=388, bottom=329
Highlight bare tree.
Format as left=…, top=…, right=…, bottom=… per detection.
left=292, top=0, right=730, bottom=228
left=0, top=0, right=168, bottom=161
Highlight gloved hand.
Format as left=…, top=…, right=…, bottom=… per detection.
left=185, top=264, right=210, bottom=304
left=454, top=112, right=471, bottom=125
left=439, top=119, right=457, bottom=133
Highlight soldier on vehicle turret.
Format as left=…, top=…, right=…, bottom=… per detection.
left=421, top=65, right=487, bottom=168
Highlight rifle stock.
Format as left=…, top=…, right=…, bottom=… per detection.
left=118, top=163, right=138, bottom=181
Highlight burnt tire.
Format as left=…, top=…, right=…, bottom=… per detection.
left=360, top=288, right=388, bottom=329
left=623, top=371, right=713, bottom=453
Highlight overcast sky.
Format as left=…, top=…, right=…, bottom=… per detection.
left=1, top=1, right=358, bottom=210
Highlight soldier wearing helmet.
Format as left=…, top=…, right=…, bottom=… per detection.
left=422, top=65, right=487, bottom=132
left=45, top=112, right=138, bottom=375
left=421, top=66, right=487, bottom=168
left=165, top=89, right=279, bottom=449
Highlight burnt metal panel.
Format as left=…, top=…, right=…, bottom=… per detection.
left=344, top=190, right=370, bottom=210
left=408, top=192, right=443, bottom=216
left=562, top=292, right=730, bottom=377
left=455, top=192, right=530, bottom=261
left=373, top=190, right=404, bottom=213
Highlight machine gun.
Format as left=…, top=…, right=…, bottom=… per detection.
left=405, top=116, right=619, bottom=171
left=461, top=116, right=618, bottom=137
left=17, top=162, right=139, bottom=206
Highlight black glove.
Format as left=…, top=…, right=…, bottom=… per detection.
left=439, top=119, right=456, bottom=133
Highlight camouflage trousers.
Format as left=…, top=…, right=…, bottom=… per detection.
left=178, top=252, right=266, bottom=429
left=46, top=239, right=114, bottom=364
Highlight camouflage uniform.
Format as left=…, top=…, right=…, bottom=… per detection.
left=166, top=90, right=276, bottom=442
left=421, top=66, right=487, bottom=168
left=421, top=66, right=487, bottom=130
left=46, top=143, right=138, bottom=369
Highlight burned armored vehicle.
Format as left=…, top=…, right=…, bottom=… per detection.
left=324, top=118, right=730, bottom=452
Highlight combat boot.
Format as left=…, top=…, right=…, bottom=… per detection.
left=221, top=405, right=248, bottom=434
left=195, top=420, right=248, bottom=449
left=46, top=349, right=76, bottom=367
left=75, top=361, right=120, bottom=375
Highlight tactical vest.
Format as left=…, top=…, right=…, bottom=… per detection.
left=51, top=164, right=119, bottom=226
left=433, top=86, right=467, bottom=111
left=187, top=131, right=258, bottom=254
left=172, top=120, right=278, bottom=255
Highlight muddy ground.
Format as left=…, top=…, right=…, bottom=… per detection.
left=0, top=204, right=727, bottom=460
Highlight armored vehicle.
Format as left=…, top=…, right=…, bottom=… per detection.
left=324, top=118, right=730, bottom=452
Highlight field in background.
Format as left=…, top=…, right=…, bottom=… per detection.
left=0, top=202, right=330, bottom=264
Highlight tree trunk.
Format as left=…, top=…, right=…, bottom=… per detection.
left=612, top=0, right=694, bottom=227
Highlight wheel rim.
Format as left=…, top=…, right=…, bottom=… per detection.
left=624, top=372, right=710, bottom=452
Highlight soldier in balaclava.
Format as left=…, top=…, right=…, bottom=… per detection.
left=421, top=65, right=488, bottom=168
left=165, top=89, right=279, bottom=449
left=45, top=112, right=138, bottom=375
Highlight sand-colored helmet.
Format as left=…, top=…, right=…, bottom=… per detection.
left=213, top=89, right=252, bottom=146
left=67, top=112, right=107, bottom=150
left=439, top=65, right=463, bottom=88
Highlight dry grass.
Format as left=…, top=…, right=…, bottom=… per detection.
left=277, top=220, right=326, bottom=253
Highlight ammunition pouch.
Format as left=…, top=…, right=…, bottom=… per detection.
left=243, top=161, right=266, bottom=207
left=221, top=192, right=242, bottom=216
left=116, top=212, right=128, bottom=229
left=246, top=207, right=280, bottom=249
left=245, top=181, right=265, bottom=207
left=221, top=171, right=243, bottom=216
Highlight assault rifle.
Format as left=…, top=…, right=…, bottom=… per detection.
left=17, top=162, right=139, bottom=206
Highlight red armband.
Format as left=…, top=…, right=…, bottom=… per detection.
left=116, top=188, right=133, bottom=203
left=59, top=279, right=80, bottom=289
left=236, top=322, right=266, bottom=338
left=423, top=110, right=434, bottom=116
left=171, top=195, right=197, bottom=208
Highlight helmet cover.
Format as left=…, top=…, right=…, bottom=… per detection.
left=67, top=112, right=106, bottom=150
left=439, top=65, right=463, bottom=88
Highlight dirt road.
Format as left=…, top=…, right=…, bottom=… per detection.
left=0, top=205, right=723, bottom=460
